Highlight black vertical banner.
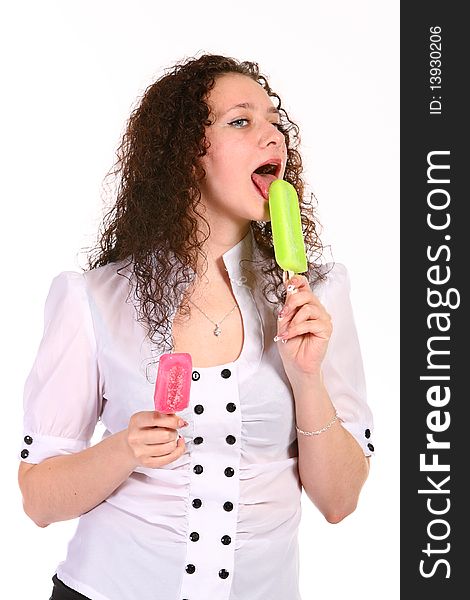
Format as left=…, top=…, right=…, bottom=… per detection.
left=401, top=4, right=467, bottom=597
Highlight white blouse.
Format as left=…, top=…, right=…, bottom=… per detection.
left=20, top=230, right=374, bottom=600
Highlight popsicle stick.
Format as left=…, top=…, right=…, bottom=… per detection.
left=283, top=270, right=295, bottom=283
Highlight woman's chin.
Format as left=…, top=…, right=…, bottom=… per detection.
left=259, top=204, right=271, bottom=223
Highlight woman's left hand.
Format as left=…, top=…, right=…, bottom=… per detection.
left=275, top=275, right=332, bottom=379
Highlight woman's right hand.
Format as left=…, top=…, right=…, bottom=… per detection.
left=124, top=411, right=188, bottom=469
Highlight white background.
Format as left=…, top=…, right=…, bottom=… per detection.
left=2, top=1, right=399, bottom=598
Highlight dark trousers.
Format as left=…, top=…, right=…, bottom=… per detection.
left=49, top=574, right=91, bottom=600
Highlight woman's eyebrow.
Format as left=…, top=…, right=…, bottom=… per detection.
left=221, top=102, right=280, bottom=117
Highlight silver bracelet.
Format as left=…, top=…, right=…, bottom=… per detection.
left=295, top=411, right=339, bottom=436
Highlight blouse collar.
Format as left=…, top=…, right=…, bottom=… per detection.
left=222, top=227, right=263, bottom=290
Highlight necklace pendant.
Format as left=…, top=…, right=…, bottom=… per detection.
left=213, top=325, right=222, bottom=336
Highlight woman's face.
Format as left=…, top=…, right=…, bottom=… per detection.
left=198, top=73, right=287, bottom=226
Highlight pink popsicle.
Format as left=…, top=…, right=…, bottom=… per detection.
left=154, top=352, right=192, bottom=413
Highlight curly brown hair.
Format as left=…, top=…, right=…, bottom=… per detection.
left=86, top=53, right=325, bottom=347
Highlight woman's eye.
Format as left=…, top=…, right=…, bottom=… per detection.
left=229, top=118, right=249, bottom=128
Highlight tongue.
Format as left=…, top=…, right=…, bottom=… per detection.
left=251, top=173, right=278, bottom=200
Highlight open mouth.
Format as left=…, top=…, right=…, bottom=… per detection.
left=251, top=161, right=282, bottom=200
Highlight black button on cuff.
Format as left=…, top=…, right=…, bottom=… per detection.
left=221, top=368, right=231, bottom=379
left=192, top=498, right=202, bottom=509
left=221, top=535, right=231, bottom=545
left=186, top=564, right=196, bottom=574
left=194, top=436, right=203, bottom=445
left=193, top=464, right=203, bottom=475
left=226, top=435, right=236, bottom=445
left=224, top=467, right=234, bottom=477
left=194, top=404, right=204, bottom=415
left=364, top=428, right=371, bottom=439
left=189, top=531, right=200, bottom=542
left=223, top=501, right=233, bottom=512
left=24, top=435, right=33, bottom=445
left=21, top=449, right=29, bottom=459
left=219, top=569, right=230, bottom=579
left=367, top=443, right=375, bottom=452
left=192, top=371, right=200, bottom=381
left=226, top=403, right=236, bottom=413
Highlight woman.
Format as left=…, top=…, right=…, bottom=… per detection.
left=18, top=53, right=374, bottom=600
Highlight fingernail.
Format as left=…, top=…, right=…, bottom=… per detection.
left=273, top=335, right=282, bottom=343
left=178, top=419, right=186, bottom=427
left=286, top=284, right=297, bottom=294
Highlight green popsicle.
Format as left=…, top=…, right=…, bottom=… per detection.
left=268, top=179, right=308, bottom=276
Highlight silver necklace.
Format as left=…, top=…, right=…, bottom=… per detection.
left=189, top=298, right=239, bottom=336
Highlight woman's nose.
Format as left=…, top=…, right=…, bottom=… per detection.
left=258, top=121, right=285, bottom=148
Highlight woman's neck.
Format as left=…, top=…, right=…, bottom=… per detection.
left=196, top=220, right=250, bottom=281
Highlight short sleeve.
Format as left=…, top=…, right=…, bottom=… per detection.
left=313, top=263, right=375, bottom=457
left=19, top=271, right=102, bottom=464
